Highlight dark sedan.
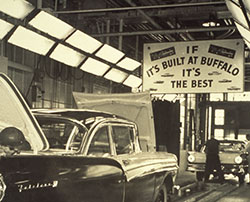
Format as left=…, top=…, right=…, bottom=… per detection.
left=32, top=108, right=179, bottom=202
left=0, top=73, right=178, bottom=202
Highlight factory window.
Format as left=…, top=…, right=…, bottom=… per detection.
left=214, top=109, right=224, bottom=125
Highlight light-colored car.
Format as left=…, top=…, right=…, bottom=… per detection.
left=187, top=139, right=248, bottom=183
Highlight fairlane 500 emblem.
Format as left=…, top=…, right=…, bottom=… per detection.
left=18, top=181, right=58, bottom=193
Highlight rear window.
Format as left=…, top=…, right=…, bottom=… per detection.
left=36, top=118, right=86, bottom=151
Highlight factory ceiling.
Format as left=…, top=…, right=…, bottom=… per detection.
left=50, top=1, right=240, bottom=52
left=2, top=0, right=250, bottom=85
left=42, top=0, right=249, bottom=79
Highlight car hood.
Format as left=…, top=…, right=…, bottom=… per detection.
left=0, top=73, right=48, bottom=153
left=188, top=151, right=245, bottom=164
left=73, top=91, right=156, bottom=152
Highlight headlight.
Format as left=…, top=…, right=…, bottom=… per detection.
left=234, top=156, right=243, bottom=164
left=188, top=155, right=195, bottom=163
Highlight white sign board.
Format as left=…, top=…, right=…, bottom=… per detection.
left=143, top=39, right=244, bottom=94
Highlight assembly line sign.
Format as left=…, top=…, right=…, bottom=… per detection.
left=143, top=39, right=244, bottom=93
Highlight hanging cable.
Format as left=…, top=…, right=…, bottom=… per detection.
left=25, top=55, right=42, bottom=99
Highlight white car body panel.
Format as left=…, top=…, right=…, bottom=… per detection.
left=73, top=91, right=156, bottom=152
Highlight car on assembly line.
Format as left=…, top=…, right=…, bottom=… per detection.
left=0, top=73, right=178, bottom=202
left=32, top=108, right=179, bottom=202
left=187, top=139, right=248, bottom=183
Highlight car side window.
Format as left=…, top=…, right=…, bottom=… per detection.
left=87, top=126, right=111, bottom=156
left=37, top=118, right=86, bottom=152
left=112, top=125, right=134, bottom=155
left=66, top=126, right=85, bottom=151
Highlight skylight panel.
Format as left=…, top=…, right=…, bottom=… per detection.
left=29, top=10, right=75, bottom=40
left=123, top=75, right=142, bottom=88
left=95, top=44, right=125, bottom=64
left=80, top=58, right=110, bottom=76
left=116, top=57, right=141, bottom=71
left=0, top=19, right=14, bottom=40
left=0, top=0, right=34, bottom=19
left=8, top=26, right=55, bottom=55
left=104, top=68, right=128, bottom=83
left=50, top=44, right=86, bottom=67
left=66, top=30, right=103, bottom=54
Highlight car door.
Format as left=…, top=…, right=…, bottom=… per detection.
left=84, top=124, right=125, bottom=202
left=110, top=123, right=156, bottom=202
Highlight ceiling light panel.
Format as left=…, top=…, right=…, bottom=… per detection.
left=80, top=58, right=110, bottom=76
left=104, top=68, right=128, bottom=83
left=50, top=44, right=86, bottom=67
left=226, top=0, right=249, bottom=28
left=8, top=26, right=55, bottom=55
left=0, top=0, right=34, bottom=19
left=117, top=57, right=141, bottom=71
left=66, top=30, right=103, bottom=54
left=95, top=44, right=125, bottom=64
left=29, top=11, right=75, bottom=40
left=123, top=75, right=142, bottom=88
left=0, top=19, right=14, bottom=40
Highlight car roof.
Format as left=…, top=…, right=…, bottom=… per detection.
left=32, top=108, right=128, bottom=122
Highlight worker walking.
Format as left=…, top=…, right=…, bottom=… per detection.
left=204, top=137, right=224, bottom=183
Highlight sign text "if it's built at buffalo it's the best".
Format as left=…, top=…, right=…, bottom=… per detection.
left=142, top=39, right=244, bottom=94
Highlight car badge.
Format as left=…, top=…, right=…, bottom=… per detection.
left=17, top=180, right=58, bottom=193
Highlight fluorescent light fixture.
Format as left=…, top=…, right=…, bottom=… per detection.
left=80, top=58, right=110, bottom=76
left=0, top=19, right=14, bottom=40
left=226, top=0, right=249, bottom=28
left=95, top=44, right=125, bottom=64
left=50, top=44, right=86, bottom=67
left=235, top=21, right=250, bottom=41
left=8, top=26, right=55, bottom=55
left=29, top=10, right=75, bottom=40
left=202, top=21, right=220, bottom=27
left=123, top=75, right=142, bottom=88
left=117, top=57, right=141, bottom=71
left=66, top=30, right=103, bottom=54
left=0, top=0, right=34, bottom=19
left=104, top=68, right=128, bottom=83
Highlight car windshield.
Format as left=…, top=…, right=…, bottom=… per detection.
left=0, top=75, right=47, bottom=153
left=219, top=141, right=245, bottom=152
left=35, top=117, right=87, bottom=151
left=200, top=141, right=245, bottom=153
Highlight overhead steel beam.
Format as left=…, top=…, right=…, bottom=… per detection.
left=123, top=0, right=175, bottom=41
left=53, top=1, right=225, bottom=14
left=91, top=25, right=236, bottom=37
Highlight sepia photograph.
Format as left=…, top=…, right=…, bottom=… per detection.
left=0, top=0, right=250, bottom=201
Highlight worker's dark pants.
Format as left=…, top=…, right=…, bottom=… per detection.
left=204, top=154, right=224, bottom=182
